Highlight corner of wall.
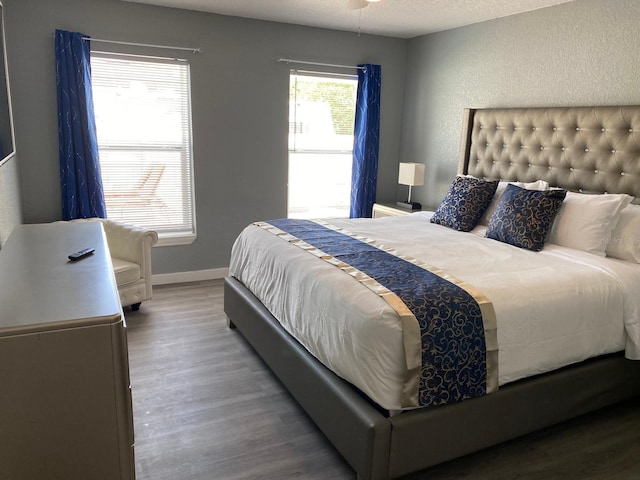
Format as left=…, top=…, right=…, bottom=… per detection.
left=0, top=153, right=22, bottom=246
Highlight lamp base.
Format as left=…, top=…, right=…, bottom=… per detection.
left=396, top=201, right=422, bottom=210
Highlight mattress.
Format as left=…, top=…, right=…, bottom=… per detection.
left=229, top=212, right=640, bottom=412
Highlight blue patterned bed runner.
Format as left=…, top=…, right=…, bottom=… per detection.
left=259, top=218, right=498, bottom=408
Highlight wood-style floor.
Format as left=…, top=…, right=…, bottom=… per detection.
left=125, top=280, right=640, bottom=480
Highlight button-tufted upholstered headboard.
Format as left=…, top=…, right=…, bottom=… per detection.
left=458, top=106, right=640, bottom=199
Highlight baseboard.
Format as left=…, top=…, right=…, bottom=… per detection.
left=152, top=267, right=228, bottom=285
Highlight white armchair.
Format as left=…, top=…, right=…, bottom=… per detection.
left=70, top=218, right=158, bottom=310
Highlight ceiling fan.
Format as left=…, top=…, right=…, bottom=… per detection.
left=347, top=0, right=381, bottom=10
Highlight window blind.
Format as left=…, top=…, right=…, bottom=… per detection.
left=91, top=52, right=196, bottom=244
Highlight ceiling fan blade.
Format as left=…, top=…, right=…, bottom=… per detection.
left=347, top=0, right=369, bottom=10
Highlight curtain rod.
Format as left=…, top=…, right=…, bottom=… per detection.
left=81, top=37, right=201, bottom=54
left=278, top=58, right=365, bottom=71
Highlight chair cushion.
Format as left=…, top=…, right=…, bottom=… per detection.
left=111, top=257, right=141, bottom=286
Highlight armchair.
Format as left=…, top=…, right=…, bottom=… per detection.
left=70, top=218, right=158, bottom=310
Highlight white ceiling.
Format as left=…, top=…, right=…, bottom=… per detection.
left=123, top=0, right=576, bottom=38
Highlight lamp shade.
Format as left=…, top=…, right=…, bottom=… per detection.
left=398, top=163, right=425, bottom=186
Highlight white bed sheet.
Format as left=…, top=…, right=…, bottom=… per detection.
left=229, top=213, right=640, bottom=411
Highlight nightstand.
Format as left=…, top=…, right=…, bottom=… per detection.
left=372, top=203, right=421, bottom=218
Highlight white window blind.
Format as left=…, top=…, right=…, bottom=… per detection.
left=91, top=52, right=196, bottom=245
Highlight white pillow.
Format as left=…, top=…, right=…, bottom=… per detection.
left=606, top=204, right=640, bottom=263
left=480, top=180, right=549, bottom=225
left=548, top=192, right=633, bottom=256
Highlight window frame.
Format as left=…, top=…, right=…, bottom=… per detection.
left=287, top=70, right=357, bottom=219
left=91, top=51, right=196, bottom=247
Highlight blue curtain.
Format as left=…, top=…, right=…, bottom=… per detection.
left=55, top=29, right=106, bottom=220
left=350, top=64, right=381, bottom=218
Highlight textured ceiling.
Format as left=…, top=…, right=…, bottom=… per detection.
left=123, top=0, right=577, bottom=38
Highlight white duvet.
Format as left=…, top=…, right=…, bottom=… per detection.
left=229, top=212, right=640, bottom=411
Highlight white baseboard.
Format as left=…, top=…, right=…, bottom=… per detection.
left=152, top=267, right=229, bottom=285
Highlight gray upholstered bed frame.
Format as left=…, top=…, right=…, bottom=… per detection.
left=458, top=106, right=640, bottom=199
left=224, top=106, right=640, bottom=480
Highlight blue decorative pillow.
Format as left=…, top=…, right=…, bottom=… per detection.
left=430, top=176, right=499, bottom=232
left=486, top=184, right=567, bottom=251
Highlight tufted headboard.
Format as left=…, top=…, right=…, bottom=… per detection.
left=458, top=106, right=640, bottom=199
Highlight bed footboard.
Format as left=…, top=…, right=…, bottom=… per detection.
left=224, top=276, right=393, bottom=480
left=224, top=276, right=640, bottom=480
left=385, top=350, right=640, bottom=478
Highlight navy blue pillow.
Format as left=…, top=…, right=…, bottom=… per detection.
left=430, top=176, right=499, bottom=232
left=486, top=184, right=567, bottom=251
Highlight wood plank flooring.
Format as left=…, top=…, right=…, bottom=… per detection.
left=125, top=280, right=640, bottom=480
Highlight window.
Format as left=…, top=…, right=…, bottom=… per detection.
left=288, top=71, right=357, bottom=218
left=91, top=52, right=195, bottom=245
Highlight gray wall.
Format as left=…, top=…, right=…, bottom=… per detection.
left=2, top=0, right=407, bottom=274
left=4, top=0, right=639, bottom=273
left=399, top=0, right=640, bottom=208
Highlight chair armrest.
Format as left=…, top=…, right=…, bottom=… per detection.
left=101, top=219, right=158, bottom=266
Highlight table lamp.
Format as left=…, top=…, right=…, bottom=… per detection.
left=396, top=162, right=425, bottom=210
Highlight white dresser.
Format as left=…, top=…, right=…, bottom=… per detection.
left=0, top=222, right=135, bottom=480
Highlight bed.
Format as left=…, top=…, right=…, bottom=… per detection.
left=224, top=106, right=640, bottom=480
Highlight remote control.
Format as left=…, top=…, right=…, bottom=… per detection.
left=68, top=248, right=95, bottom=261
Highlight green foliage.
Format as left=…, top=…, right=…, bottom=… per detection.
left=290, top=75, right=357, bottom=135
